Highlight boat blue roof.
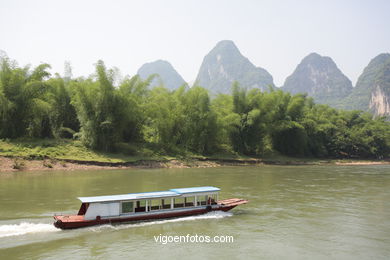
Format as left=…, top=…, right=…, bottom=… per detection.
left=78, top=186, right=220, bottom=203
left=170, top=186, right=220, bottom=194
left=78, top=191, right=178, bottom=203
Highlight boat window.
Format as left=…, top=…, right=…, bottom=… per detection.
left=211, top=194, right=218, bottom=204
left=150, top=199, right=161, bottom=210
left=198, top=195, right=207, bottom=206
left=162, top=199, right=171, bottom=209
left=185, top=196, right=195, bottom=207
left=121, top=201, right=134, bottom=214
left=135, top=200, right=146, bottom=213
left=174, top=197, right=185, bottom=208
left=206, top=195, right=214, bottom=205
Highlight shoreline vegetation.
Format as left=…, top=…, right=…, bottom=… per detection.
left=1, top=56, right=389, bottom=173
left=1, top=155, right=389, bottom=173
left=0, top=139, right=388, bottom=172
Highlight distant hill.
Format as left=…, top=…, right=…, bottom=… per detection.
left=341, top=53, right=390, bottom=116
left=282, top=53, right=353, bottom=106
left=136, top=47, right=390, bottom=117
left=194, top=40, right=274, bottom=94
left=137, top=60, right=186, bottom=90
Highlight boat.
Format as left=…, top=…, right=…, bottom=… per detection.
left=53, top=186, right=248, bottom=229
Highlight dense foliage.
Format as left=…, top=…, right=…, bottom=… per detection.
left=1, top=56, right=389, bottom=158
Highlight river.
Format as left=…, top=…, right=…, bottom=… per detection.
left=0, top=165, right=389, bottom=259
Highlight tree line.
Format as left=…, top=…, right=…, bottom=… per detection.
left=0, top=56, right=389, bottom=159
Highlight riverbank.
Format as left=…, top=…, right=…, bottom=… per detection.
left=0, top=139, right=389, bottom=172
left=1, top=155, right=389, bottom=172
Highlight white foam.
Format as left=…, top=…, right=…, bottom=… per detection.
left=89, top=211, right=233, bottom=232
left=0, top=212, right=233, bottom=237
left=0, top=222, right=59, bottom=238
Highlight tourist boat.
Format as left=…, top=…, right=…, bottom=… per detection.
left=53, top=186, right=248, bottom=229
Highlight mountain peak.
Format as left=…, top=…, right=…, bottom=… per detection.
left=305, top=52, right=322, bottom=59
left=301, top=52, right=334, bottom=65
left=282, top=53, right=353, bottom=106
left=147, top=59, right=170, bottom=66
left=195, top=41, right=273, bottom=94
left=137, top=60, right=185, bottom=90
left=343, top=53, right=390, bottom=116
left=366, top=53, right=390, bottom=68
left=213, top=40, right=239, bottom=51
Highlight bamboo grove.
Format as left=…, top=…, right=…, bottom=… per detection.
left=0, top=56, right=389, bottom=159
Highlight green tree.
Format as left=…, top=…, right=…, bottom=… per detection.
left=46, top=76, right=79, bottom=138
left=72, top=60, right=125, bottom=151
left=0, top=56, right=54, bottom=138
left=228, top=83, right=268, bottom=155
left=180, top=86, right=218, bottom=154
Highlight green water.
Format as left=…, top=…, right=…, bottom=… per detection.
left=0, top=165, right=389, bottom=259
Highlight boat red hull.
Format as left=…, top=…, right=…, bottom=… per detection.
left=54, top=206, right=235, bottom=229
left=54, top=199, right=247, bottom=230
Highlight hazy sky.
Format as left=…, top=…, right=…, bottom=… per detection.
left=1, top=0, right=389, bottom=86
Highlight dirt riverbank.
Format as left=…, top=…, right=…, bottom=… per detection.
left=0, top=156, right=389, bottom=172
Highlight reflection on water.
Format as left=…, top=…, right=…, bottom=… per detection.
left=0, top=165, right=389, bottom=259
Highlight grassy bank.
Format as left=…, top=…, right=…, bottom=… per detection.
left=0, top=138, right=163, bottom=163
left=0, top=138, right=388, bottom=172
left=0, top=138, right=264, bottom=163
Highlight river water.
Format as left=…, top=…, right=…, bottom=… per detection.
left=0, top=165, right=389, bottom=259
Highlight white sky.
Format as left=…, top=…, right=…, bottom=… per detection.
left=1, top=0, right=389, bottom=86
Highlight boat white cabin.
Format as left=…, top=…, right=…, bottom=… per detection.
left=78, top=186, right=220, bottom=220
left=54, top=186, right=247, bottom=229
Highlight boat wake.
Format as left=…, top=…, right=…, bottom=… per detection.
left=89, top=211, right=233, bottom=232
left=0, top=222, right=59, bottom=238
left=0, top=212, right=233, bottom=237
